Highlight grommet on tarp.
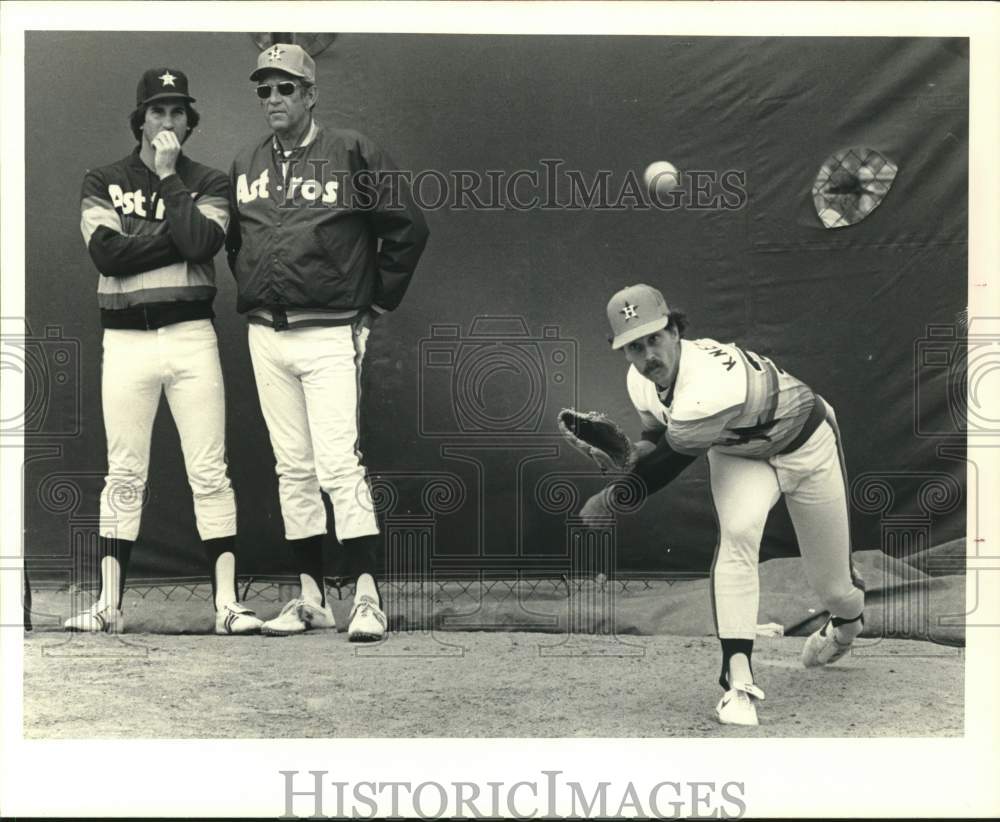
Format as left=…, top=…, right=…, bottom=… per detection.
left=812, top=147, right=898, bottom=229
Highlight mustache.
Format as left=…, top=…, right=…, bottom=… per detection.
left=642, top=360, right=665, bottom=376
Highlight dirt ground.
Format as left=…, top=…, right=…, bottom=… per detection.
left=23, top=631, right=963, bottom=738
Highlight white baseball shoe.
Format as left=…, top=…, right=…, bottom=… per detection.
left=348, top=595, right=386, bottom=642
left=802, top=615, right=862, bottom=668
left=261, top=598, right=336, bottom=636
left=715, top=682, right=765, bottom=727
left=63, top=602, right=125, bottom=634
left=215, top=602, right=264, bottom=635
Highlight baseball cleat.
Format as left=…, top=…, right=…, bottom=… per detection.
left=261, top=597, right=336, bottom=636
left=215, top=602, right=264, bottom=635
left=715, top=682, right=765, bottom=727
left=347, top=595, right=386, bottom=642
left=63, top=602, right=125, bottom=634
left=802, top=616, right=861, bottom=668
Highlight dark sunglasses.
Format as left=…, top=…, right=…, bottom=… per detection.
left=256, top=81, right=298, bottom=99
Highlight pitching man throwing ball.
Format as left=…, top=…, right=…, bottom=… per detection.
left=582, top=284, right=865, bottom=726
left=227, top=44, right=429, bottom=638
left=71, top=68, right=263, bottom=635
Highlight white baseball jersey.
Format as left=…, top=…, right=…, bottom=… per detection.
left=626, top=337, right=864, bottom=648
left=627, top=338, right=819, bottom=458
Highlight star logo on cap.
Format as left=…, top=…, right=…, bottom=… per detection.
left=267, top=46, right=285, bottom=61
left=158, top=71, right=177, bottom=87
left=621, top=303, right=639, bottom=321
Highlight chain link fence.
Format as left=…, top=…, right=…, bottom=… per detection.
left=36, top=573, right=707, bottom=606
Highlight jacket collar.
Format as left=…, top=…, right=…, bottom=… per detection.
left=272, top=118, right=320, bottom=155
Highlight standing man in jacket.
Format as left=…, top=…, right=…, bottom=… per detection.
left=70, top=67, right=263, bottom=635
left=227, top=44, right=429, bottom=638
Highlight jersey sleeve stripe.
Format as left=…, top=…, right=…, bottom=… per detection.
left=670, top=401, right=745, bottom=425
left=196, top=195, right=230, bottom=232
left=736, top=346, right=779, bottom=425
left=760, top=359, right=780, bottom=424
left=668, top=413, right=732, bottom=453
left=80, top=200, right=123, bottom=244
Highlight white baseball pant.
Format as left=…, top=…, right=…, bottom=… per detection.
left=708, top=406, right=864, bottom=639
left=99, top=319, right=236, bottom=541
left=247, top=323, right=378, bottom=541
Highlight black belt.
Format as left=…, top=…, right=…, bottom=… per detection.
left=269, top=307, right=289, bottom=330
left=101, top=300, right=214, bottom=330
left=777, top=395, right=828, bottom=455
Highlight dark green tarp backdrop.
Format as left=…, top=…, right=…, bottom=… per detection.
left=23, top=33, right=967, bottom=580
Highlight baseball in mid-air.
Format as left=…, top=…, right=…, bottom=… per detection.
left=643, top=160, right=680, bottom=196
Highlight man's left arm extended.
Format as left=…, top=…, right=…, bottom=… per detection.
left=581, top=432, right=703, bottom=524
left=628, top=434, right=702, bottom=499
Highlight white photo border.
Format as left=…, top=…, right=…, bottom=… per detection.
left=2, top=1, right=998, bottom=818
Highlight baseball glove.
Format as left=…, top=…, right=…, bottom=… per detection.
left=557, top=408, right=634, bottom=474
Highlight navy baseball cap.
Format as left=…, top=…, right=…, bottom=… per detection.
left=136, top=68, right=196, bottom=107
left=607, top=284, right=671, bottom=349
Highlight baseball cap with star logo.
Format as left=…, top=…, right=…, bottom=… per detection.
left=250, top=43, right=316, bottom=83
left=606, top=284, right=671, bottom=349
left=136, top=68, right=196, bottom=107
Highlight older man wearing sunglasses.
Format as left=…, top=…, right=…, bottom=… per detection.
left=226, top=44, right=429, bottom=638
